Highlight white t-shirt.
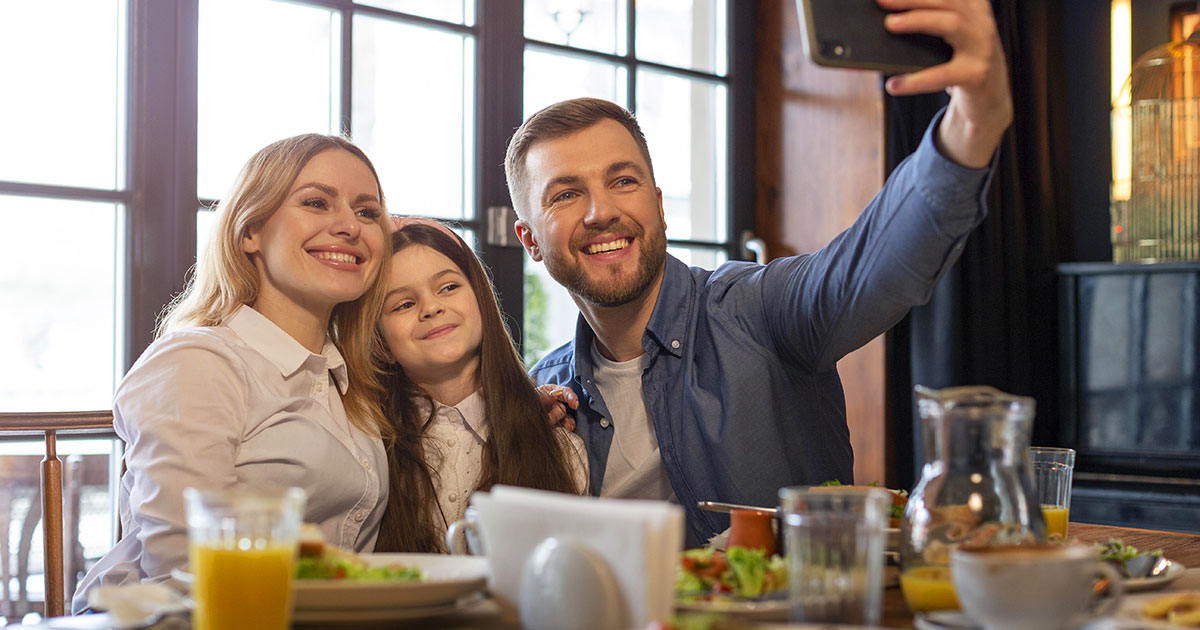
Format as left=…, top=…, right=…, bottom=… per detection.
left=591, top=342, right=675, bottom=501
left=421, top=390, right=589, bottom=542
left=73, top=305, right=388, bottom=613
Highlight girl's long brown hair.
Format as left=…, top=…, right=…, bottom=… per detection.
left=373, top=223, right=581, bottom=552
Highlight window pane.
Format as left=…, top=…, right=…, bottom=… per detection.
left=635, top=0, right=727, bottom=75
left=523, top=260, right=577, bottom=367
left=197, top=208, right=217, bottom=259
left=636, top=70, right=727, bottom=243
left=353, top=17, right=474, bottom=220
left=669, top=244, right=728, bottom=270
left=198, top=0, right=340, bottom=200
left=524, top=48, right=628, bottom=117
left=354, top=0, right=472, bottom=25
left=0, top=0, right=125, bottom=190
left=0, top=197, right=119, bottom=411
left=525, top=0, right=626, bottom=56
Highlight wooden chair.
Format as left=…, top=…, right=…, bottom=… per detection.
left=0, top=411, right=115, bottom=618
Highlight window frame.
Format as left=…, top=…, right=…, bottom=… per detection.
left=3, top=0, right=756, bottom=374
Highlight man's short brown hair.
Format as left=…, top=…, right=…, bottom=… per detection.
left=504, top=97, right=656, bottom=219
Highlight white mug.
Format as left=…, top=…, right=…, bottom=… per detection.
left=950, top=543, right=1124, bottom=630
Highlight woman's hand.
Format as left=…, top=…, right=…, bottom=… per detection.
left=537, top=384, right=579, bottom=432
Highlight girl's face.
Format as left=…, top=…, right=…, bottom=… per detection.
left=242, top=148, right=386, bottom=320
left=379, top=244, right=483, bottom=385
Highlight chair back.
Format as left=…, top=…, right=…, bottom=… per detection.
left=0, top=411, right=115, bottom=619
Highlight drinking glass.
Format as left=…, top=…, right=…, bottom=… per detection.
left=778, top=487, right=889, bottom=625
left=184, top=486, right=306, bottom=630
left=1029, top=447, right=1075, bottom=538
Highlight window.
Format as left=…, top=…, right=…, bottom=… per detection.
left=1, top=0, right=752, bottom=612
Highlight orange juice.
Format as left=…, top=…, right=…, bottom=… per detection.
left=190, top=542, right=296, bottom=630
left=1041, top=505, right=1069, bottom=538
left=900, top=565, right=960, bottom=611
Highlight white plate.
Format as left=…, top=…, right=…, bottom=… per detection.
left=675, top=597, right=790, bottom=621
left=1125, top=559, right=1186, bottom=592
left=293, top=553, right=488, bottom=611
left=1115, top=590, right=1200, bottom=629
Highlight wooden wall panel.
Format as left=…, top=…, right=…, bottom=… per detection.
left=755, top=0, right=888, bottom=485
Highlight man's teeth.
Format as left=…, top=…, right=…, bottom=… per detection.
left=586, top=239, right=629, bottom=254
left=314, top=251, right=357, bottom=263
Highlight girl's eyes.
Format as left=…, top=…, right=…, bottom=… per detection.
left=439, top=282, right=461, bottom=294
left=356, top=207, right=382, bottom=220
left=391, top=300, right=415, bottom=312
left=302, top=198, right=328, bottom=210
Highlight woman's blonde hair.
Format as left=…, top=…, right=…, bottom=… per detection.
left=158, top=133, right=393, bottom=438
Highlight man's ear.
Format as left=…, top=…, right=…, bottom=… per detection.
left=656, top=187, right=667, bottom=230
left=514, top=219, right=543, bottom=262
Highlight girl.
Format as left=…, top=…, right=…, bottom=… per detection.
left=74, top=134, right=393, bottom=610
left=373, top=220, right=587, bottom=552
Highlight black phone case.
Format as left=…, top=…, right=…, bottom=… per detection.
left=796, top=0, right=953, bottom=74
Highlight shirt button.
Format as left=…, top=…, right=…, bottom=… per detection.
left=671, top=339, right=681, bottom=349
left=448, top=438, right=458, bottom=447
left=449, top=493, right=458, bottom=502
left=351, top=509, right=366, bottom=522
left=360, top=458, right=371, bottom=470
left=600, top=418, right=611, bottom=428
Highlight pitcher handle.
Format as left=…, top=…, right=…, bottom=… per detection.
left=446, top=518, right=477, bottom=555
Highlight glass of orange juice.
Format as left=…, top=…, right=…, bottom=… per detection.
left=184, top=486, right=306, bottom=630
left=1029, top=447, right=1075, bottom=538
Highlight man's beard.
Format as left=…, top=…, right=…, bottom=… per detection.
left=542, top=222, right=667, bottom=308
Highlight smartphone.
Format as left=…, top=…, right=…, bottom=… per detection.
left=795, top=0, right=953, bottom=74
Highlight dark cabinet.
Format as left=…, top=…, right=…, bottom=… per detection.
left=1058, top=262, right=1200, bottom=533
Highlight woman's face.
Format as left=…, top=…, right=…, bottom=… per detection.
left=241, top=148, right=386, bottom=320
left=379, top=244, right=483, bottom=385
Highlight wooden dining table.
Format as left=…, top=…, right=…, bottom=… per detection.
left=24, top=520, right=1200, bottom=630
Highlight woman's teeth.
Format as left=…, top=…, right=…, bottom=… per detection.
left=586, top=239, right=629, bottom=254
left=314, top=251, right=357, bottom=263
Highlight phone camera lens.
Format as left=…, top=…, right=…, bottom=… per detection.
left=820, top=40, right=848, bottom=58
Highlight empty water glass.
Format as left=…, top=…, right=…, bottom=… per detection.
left=778, top=487, right=889, bottom=626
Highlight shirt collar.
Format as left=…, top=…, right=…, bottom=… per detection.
left=643, top=254, right=693, bottom=358
left=226, top=304, right=350, bottom=393
left=419, top=389, right=488, bottom=439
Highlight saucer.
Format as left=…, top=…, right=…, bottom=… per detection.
left=914, top=610, right=1117, bottom=630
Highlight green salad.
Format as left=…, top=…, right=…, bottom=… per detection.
left=676, top=547, right=787, bottom=601
left=295, top=556, right=422, bottom=581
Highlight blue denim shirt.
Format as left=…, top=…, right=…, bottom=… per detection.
left=529, top=113, right=994, bottom=546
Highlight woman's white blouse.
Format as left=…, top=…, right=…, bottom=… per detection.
left=422, top=391, right=589, bottom=540
left=73, top=305, right=387, bottom=613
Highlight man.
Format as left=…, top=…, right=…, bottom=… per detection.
left=505, top=0, right=1012, bottom=545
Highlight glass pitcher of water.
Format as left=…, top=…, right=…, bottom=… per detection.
left=898, top=385, right=1046, bottom=612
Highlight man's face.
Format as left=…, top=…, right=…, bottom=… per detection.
left=513, top=119, right=667, bottom=308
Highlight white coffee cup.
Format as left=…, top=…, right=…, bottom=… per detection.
left=950, top=543, right=1123, bottom=630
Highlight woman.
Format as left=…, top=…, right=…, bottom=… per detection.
left=73, top=134, right=393, bottom=611
left=372, top=221, right=587, bottom=553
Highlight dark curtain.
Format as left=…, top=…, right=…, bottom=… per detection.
left=884, top=1, right=1075, bottom=487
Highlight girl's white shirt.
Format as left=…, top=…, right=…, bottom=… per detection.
left=420, top=390, right=589, bottom=540
left=72, top=305, right=387, bottom=613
